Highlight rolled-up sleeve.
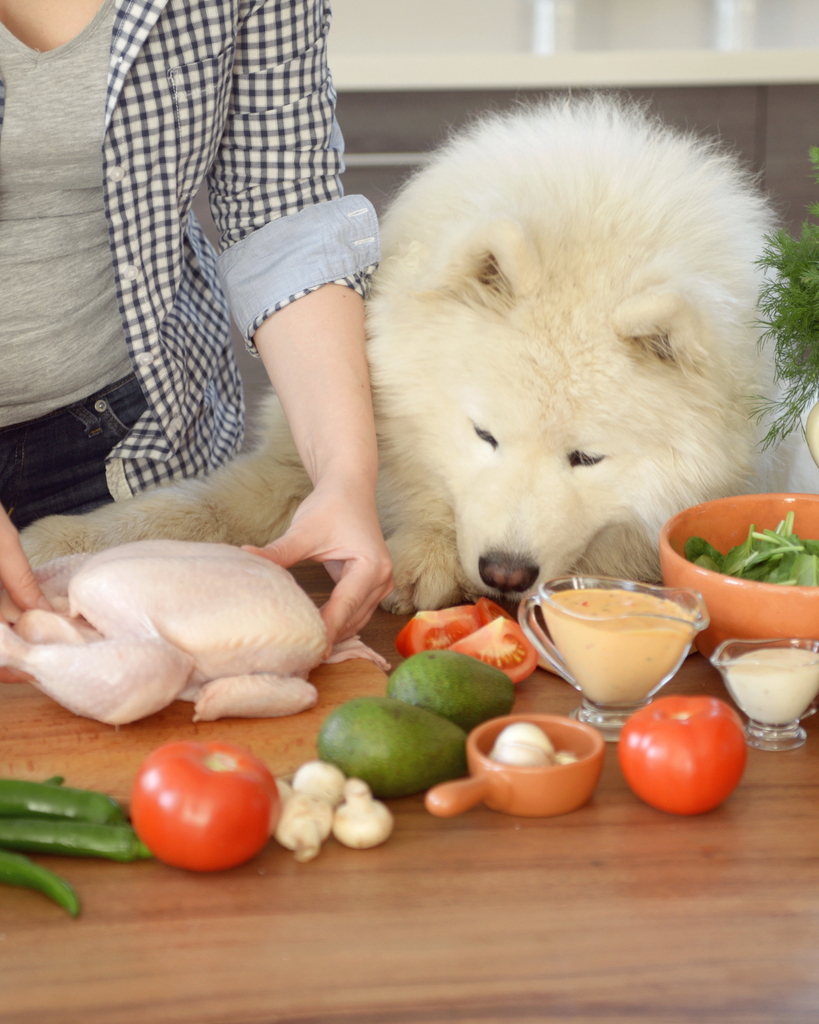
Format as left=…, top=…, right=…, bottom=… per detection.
left=217, top=191, right=379, bottom=341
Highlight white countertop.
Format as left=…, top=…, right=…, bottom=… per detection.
left=331, top=48, right=819, bottom=91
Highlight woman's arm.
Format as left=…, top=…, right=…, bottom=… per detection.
left=208, top=1, right=391, bottom=642
left=247, top=283, right=394, bottom=647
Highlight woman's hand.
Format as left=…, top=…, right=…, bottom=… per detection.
left=0, top=506, right=50, bottom=620
left=0, top=506, right=50, bottom=682
left=246, top=475, right=393, bottom=648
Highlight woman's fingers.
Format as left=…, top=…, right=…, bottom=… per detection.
left=318, top=556, right=394, bottom=645
left=0, top=509, right=50, bottom=617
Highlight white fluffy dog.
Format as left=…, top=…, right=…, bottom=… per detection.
left=22, top=95, right=778, bottom=613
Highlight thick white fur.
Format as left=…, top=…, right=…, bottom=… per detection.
left=22, top=95, right=778, bottom=613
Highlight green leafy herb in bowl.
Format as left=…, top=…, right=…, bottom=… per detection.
left=685, top=511, right=819, bottom=586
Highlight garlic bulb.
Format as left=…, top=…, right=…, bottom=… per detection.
left=489, top=722, right=555, bottom=767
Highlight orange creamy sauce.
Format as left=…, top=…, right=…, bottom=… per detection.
left=542, top=588, right=697, bottom=704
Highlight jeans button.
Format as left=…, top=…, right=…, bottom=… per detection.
left=95, top=400, right=108, bottom=413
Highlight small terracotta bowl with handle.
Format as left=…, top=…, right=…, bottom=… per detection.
left=424, top=713, right=605, bottom=818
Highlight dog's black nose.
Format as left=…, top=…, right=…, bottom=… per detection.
left=478, top=553, right=539, bottom=594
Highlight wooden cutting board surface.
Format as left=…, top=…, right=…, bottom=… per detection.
left=0, top=659, right=388, bottom=803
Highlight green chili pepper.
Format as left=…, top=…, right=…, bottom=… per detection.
left=0, top=848, right=80, bottom=917
left=0, top=819, right=152, bottom=862
left=0, top=778, right=126, bottom=825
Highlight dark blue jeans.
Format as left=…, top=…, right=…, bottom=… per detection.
left=0, top=374, right=149, bottom=530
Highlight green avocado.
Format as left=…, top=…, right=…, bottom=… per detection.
left=386, top=649, right=515, bottom=733
left=316, top=696, right=467, bottom=798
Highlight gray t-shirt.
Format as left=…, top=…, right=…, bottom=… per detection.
left=0, top=0, right=132, bottom=428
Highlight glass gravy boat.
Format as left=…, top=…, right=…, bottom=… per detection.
left=519, top=576, right=709, bottom=741
left=711, top=638, right=819, bottom=751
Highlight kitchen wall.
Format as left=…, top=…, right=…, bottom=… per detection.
left=337, top=84, right=819, bottom=233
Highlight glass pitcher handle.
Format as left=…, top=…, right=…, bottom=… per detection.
left=518, top=593, right=576, bottom=686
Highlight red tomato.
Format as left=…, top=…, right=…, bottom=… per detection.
left=395, top=604, right=481, bottom=658
left=618, top=696, right=747, bottom=816
left=475, top=597, right=516, bottom=626
left=130, top=741, right=280, bottom=872
left=448, top=616, right=539, bottom=683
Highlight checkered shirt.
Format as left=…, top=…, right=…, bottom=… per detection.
left=0, top=0, right=379, bottom=498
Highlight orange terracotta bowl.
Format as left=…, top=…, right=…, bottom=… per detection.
left=659, top=493, right=819, bottom=659
left=424, top=714, right=605, bottom=818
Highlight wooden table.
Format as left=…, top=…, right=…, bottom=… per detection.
left=3, top=563, right=819, bottom=1024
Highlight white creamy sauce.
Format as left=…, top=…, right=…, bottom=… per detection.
left=724, top=647, right=819, bottom=725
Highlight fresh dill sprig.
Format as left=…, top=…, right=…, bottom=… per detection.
left=753, top=146, right=819, bottom=449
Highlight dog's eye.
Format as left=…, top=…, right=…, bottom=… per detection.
left=474, top=426, right=498, bottom=450
left=568, top=451, right=605, bottom=468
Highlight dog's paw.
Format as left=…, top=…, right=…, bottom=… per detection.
left=384, top=531, right=468, bottom=613
left=380, top=585, right=419, bottom=616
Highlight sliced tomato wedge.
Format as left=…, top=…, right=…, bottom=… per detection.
left=395, top=604, right=482, bottom=658
left=448, top=617, right=539, bottom=683
left=475, top=596, right=516, bottom=626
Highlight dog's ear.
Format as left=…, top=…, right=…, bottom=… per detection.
left=441, top=219, right=539, bottom=310
left=612, top=288, right=709, bottom=373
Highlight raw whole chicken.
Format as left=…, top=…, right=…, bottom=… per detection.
left=0, top=540, right=389, bottom=726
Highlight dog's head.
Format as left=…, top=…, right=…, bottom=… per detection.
left=366, top=97, right=775, bottom=609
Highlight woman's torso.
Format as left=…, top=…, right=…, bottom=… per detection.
left=0, top=0, right=133, bottom=427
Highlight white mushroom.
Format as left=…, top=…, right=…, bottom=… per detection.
left=275, top=777, right=293, bottom=803
left=273, top=792, right=334, bottom=863
left=269, top=778, right=293, bottom=833
left=291, top=760, right=347, bottom=807
left=332, top=778, right=394, bottom=850
left=489, top=722, right=556, bottom=767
